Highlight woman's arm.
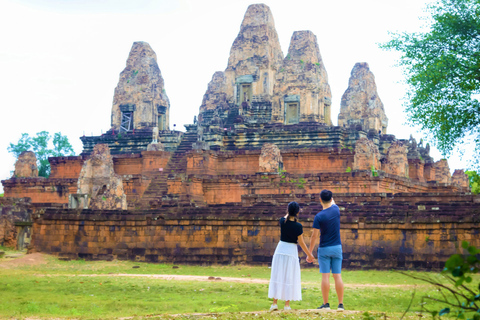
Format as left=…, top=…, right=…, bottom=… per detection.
left=298, top=234, right=315, bottom=262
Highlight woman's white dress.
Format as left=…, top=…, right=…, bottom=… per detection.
left=268, top=240, right=302, bottom=301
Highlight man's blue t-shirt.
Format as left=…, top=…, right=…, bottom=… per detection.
left=313, top=204, right=341, bottom=247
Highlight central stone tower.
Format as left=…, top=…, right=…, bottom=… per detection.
left=225, top=4, right=283, bottom=108
left=198, top=4, right=332, bottom=127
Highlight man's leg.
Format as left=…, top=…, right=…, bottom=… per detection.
left=332, top=273, right=344, bottom=304
left=331, top=253, right=344, bottom=306
left=321, top=273, right=330, bottom=304
left=318, top=250, right=331, bottom=307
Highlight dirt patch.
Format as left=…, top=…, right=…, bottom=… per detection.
left=0, top=252, right=47, bottom=268
left=118, top=308, right=360, bottom=320
left=42, top=273, right=419, bottom=288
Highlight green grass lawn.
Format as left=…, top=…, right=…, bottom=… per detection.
left=0, top=254, right=473, bottom=319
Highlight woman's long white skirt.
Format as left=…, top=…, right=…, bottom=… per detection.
left=268, top=241, right=302, bottom=301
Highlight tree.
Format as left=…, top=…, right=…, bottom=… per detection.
left=466, top=170, right=480, bottom=194
left=8, top=131, right=75, bottom=177
left=381, top=0, right=480, bottom=166
left=401, top=241, right=480, bottom=319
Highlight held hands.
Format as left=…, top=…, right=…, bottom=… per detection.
left=306, top=253, right=315, bottom=263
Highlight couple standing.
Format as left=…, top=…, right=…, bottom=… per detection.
left=268, top=189, right=344, bottom=311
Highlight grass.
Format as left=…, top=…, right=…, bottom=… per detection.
left=0, top=245, right=21, bottom=254
left=0, top=254, right=474, bottom=319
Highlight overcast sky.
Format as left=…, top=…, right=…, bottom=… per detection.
left=0, top=0, right=471, bottom=192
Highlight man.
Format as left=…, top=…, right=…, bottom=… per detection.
left=307, top=189, right=344, bottom=311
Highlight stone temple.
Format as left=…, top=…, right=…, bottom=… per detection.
left=1, top=4, right=478, bottom=270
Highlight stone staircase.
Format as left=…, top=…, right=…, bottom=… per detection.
left=225, top=107, right=239, bottom=127
left=140, top=128, right=199, bottom=209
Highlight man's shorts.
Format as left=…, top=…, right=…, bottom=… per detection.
left=318, top=244, right=343, bottom=274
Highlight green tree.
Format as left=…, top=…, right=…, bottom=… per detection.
left=466, top=170, right=480, bottom=194
left=8, top=131, right=75, bottom=177
left=381, top=0, right=480, bottom=165
left=402, top=241, right=480, bottom=319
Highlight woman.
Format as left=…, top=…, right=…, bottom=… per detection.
left=268, top=201, right=315, bottom=311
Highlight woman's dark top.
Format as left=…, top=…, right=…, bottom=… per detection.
left=279, top=217, right=303, bottom=244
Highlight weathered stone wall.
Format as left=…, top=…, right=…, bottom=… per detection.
left=31, top=193, right=480, bottom=269
left=198, top=172, right=469, bottom=204
left=353, top=138, right=380, bottom=171
left=435, top=159, right=451, bottom=184
left=49, top=157, right=85, bottom=179
left=0, top=197, right=32, bottom=249
left=187, top=148, right=354, bottom=176
left=2, top=178, right=76, bottom=204
left=259, top=143, right=283, bottom=172
left=13, top=151, right=38, bottom=178
left=80, top=130, right=182, bottom=155
left=452, top=169, right=469, bottom=188
left=3, top=152, right=171, bottom=208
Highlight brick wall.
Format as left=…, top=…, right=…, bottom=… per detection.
left=2, top=151, right=172, bottom=206
left=31, top=193, right=480, bottom=270
left=0, top=197, right=32, bottom=248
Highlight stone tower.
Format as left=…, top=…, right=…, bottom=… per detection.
left=111, top=41, right=170, bottom=132
left=272, top=30, right=332, bottom=124
left=338, top=63, right=388, bottom=134
left=224, top=3, right=284, bottom=108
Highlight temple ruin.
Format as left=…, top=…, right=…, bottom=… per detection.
left=1, top=4, right=478, bottom=269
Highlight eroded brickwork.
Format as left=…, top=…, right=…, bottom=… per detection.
left=0, top=198, right=32, bottom=248
left=31, top=193, right=480, bottom=270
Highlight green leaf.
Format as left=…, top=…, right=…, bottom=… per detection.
left=462, top=241, right=469, bottom=249
left=468, top=246, right=479, bottom=255
left=439, top=308, right=450, bottom=316
left=467, top=255, right=479, bottom=264
left=445, top=254, right=464, bottom=270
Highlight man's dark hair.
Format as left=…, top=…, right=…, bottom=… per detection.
left=320, top=189, right=333, bottom=202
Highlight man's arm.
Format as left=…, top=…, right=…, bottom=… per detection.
left=309, top=228, right=320, bottom=255
left=298, top=234, right=315, bottom=263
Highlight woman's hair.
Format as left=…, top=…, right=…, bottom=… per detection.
left=285, top=201, right=300, bottom=222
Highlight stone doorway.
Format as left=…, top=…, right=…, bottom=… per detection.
left=15, top=223, right=32, bottom=250
left=285, top=102, right=299, bottom=124
left=120, top=112, right=133, bottom=132
left=240, top=84, right=252, bottom=104
left=158, top=114, right=165, bottom=131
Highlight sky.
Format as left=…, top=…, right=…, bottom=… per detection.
left=0, top=0, right=472, bottom=192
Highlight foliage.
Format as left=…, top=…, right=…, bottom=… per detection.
left=466, top=170, right=480, bottom=194
left=400, top=241, right=480, bottom=319
left=8, top=131, right=75, bottom=177
left=381, top=0, right=480, bottom=166
left=371, top=166, right=379, bottom=177
left=346, top=166, right=352, bottom=173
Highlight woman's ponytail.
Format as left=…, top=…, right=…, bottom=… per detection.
left=286, top=201, right=300, bottom=222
